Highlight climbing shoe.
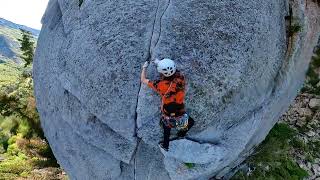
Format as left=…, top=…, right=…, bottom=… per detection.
left=177, top=130, right=187, bottom=137
left=158, top=143, right=168, bottom=152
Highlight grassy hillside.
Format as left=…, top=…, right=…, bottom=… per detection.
left=0, top=20, right=38, bottom=64
left=0, top=26, right=23, bottom=63
left=0, top=62, right=21, bottom=86
left=0, top=26, right=22, bottom=45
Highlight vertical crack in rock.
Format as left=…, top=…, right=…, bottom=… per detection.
left=133, top=146, right=137, bottom=180
left=133, top=139, right=140, bottom=180
left=133, top=0, right=171, bottom=139
left=285, top=1, right=294, bottom=59
left=134, top=0, right=160, bottom=138
left=133, top=0, right=171, bottom=137
left=148, top=0, right=161, bottom=56
left=132, top=1, right=161, bottom=179
left=154, top=0, right=171, bottom=49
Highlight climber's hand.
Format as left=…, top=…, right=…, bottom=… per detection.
left=154, top=58, right=160, bottom=65
left=142, top=61, right=149, bottom=69
left=141, top=62, right=149, bottom=84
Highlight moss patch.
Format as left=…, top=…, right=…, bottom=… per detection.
left=184, top=163, right=195, bottom=169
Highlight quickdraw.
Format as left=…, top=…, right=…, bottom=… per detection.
left=161, top=113, right=189, bottom=130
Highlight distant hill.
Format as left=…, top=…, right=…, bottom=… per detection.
left=0, top=18, right=39, bottom=64
left=0, top=18, right=40, bottom=36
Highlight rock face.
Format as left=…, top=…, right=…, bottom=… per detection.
left=33, top=0, right=320, bottom=179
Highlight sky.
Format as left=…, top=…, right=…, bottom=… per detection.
left=0, top=0, right=49, bottom=30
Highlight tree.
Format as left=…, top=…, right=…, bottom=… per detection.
left=18, top=29, right=35, bottom=67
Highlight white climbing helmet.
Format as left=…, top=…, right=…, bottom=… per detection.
left=155, top=58, right=176, bottom=77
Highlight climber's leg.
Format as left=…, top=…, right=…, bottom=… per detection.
left=177, top=116, right=194, bottom=137
left=187, top=116, right=195, bottom=129
left=160, top=121, right=171, bottom=151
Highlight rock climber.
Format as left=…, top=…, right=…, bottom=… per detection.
left=140, top=58, right=194, bottom=151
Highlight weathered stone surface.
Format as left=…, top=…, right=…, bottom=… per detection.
left=309, top=98, right=320, bottom=110
left=33, top=0, right=320, bottom=179
left=35, top=79, right=122, bottom=180
left=162, top=139, right=227, bottom=164
left=297, top=107, right=313, bottom=117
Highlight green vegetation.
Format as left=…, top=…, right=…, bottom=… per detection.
left=184, top=163, right=195, bottom=169
left=301, top=48, right=320, bottom=95
left=0, top=21, right=65, bottom=178
left=288, top=23, right=302, bottom=36
left=231, top=123, right=309, bottom=180
left=304, top=139, right=320, bottom=163
left=0, top=62, right=61, bottom=179
left=0, top=25, right=64, bottom=177
left=18, top=29, right=35, bottom=67
left=0, top=65, right=43, bottom=138
left=0, top=62, right=21, bottom=87
left=0, top=133, right=60, bottom=179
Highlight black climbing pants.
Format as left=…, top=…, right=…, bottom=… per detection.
left=161, top=116, right=194, bottom=150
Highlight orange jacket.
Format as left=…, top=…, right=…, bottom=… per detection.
left=147, top=71, right=185, bottom=116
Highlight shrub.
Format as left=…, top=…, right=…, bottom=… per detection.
left=0, top=71, right=44, bottom=139
left=0, top=116, right=19, bottom=135
left=288, top=24, right=302, bottom=36
left=0, top=43, right=61, bottom=179
left=17, top=119, right=32, bottom=138
left=290, top=137, right=306, bottom=150
left=0, top=153, right=31, bottom=175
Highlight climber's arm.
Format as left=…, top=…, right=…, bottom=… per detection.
left=141, top=61, right=159, bottom=92
left=141, top=66, right=149, bottom=85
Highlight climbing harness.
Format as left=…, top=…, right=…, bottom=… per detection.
left=161, top=113, right=189, bottom=130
